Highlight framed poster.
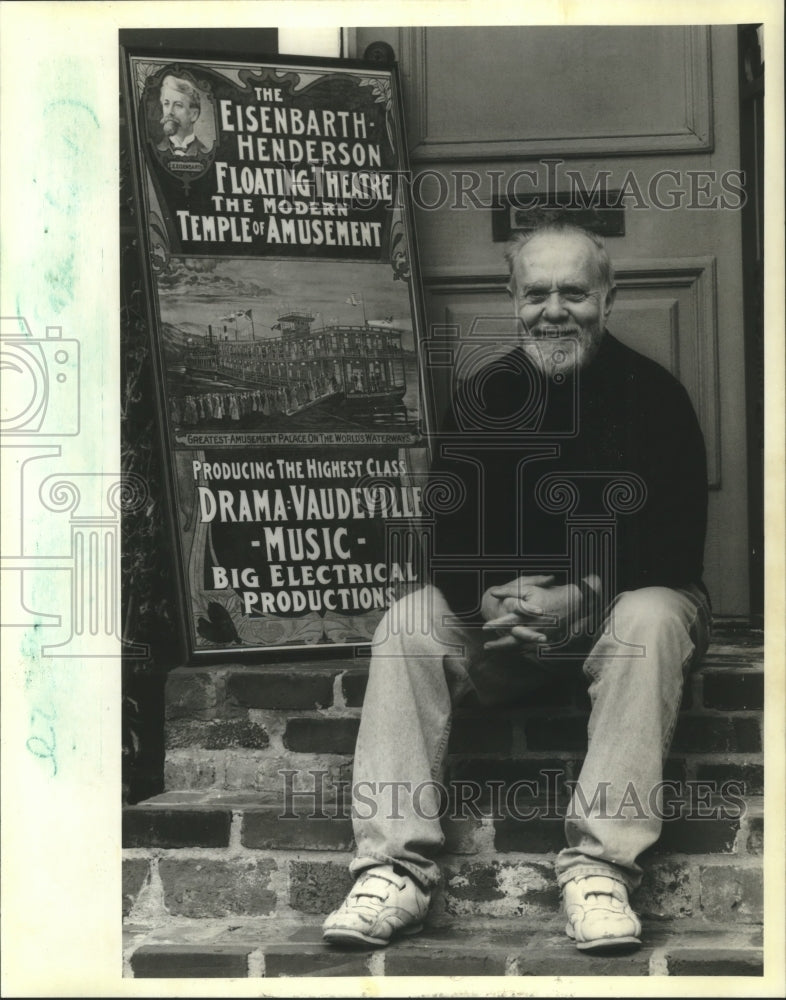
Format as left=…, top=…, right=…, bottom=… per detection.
left=121, top=47, right=430, bottom=657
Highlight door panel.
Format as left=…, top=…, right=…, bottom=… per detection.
left=403, top=26, right=713, bottom=158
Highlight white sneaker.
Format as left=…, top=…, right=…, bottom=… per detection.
left=563, top=874, right=642, bottom=952
left=322, top=865, right=430, bottom=947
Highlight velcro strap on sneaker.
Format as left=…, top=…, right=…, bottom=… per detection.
left=576, top=875, right=626, bottom=901
left=351, top=871, right=405, bottom=900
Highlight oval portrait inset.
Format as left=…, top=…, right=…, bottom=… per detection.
left=143, top=65, right=217, bottom=184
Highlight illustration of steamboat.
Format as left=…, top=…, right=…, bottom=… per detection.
left=177, top=307, right=409, bottom=421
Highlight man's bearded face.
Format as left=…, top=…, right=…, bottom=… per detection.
left=159, top=83, right=198, bottom=141
left=510, top=232, right=616, bottom=376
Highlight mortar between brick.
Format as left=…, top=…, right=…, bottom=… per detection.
left=247, top=949, right=266, bottom=978
left=332, top=671, right=348, bottom=709
left=228, top=812, right=244, bottom=855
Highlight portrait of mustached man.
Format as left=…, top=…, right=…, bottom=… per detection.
left=157, top=73, right=210, bottom=158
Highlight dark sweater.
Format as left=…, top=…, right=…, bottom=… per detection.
left=425, top=332, right=708, bottom=618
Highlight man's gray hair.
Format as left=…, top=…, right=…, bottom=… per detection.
left=505, top=220, right=615, bottom=293
left=162, top=74, right=201, bottom=113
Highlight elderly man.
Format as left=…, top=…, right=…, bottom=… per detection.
left=157, top=74, right=209, bottom=157
left=323, top=221, right=710, bottom=953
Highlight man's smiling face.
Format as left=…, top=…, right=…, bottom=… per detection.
left=510, top=231, right=616, bottom=374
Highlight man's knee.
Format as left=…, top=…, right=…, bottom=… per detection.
left=372, top=586, right=436, bottom=645
left=609, top=586, right=694, bottom=637
left=592, top=586, right=702, bottom=680
left=370, top=585, right=465, bottom=661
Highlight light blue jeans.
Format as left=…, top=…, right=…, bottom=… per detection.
left=348, top=583, right=711, bottom=892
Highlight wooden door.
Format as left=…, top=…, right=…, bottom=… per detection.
left=354, top=25, right=750, bottom=616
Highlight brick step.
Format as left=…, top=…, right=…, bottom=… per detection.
left=124, top=791, right=762, bottom=851
left=123, top=788, right=763, bottom=854
left=123, top=793, right=763, bottom=925
left=166, top=658, right=764, bottom=721
left=163, top=729, right=764, bottom=794
left=163, top=679, right=764, bottom=793
left=165, top=626, right=763, bottom=718
left=124, top=917, right=764, bottom=978
left=162, top=629, right=763, bottom=795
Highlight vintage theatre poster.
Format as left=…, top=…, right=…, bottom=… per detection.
left=122, top=50, right=428, bottom=656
